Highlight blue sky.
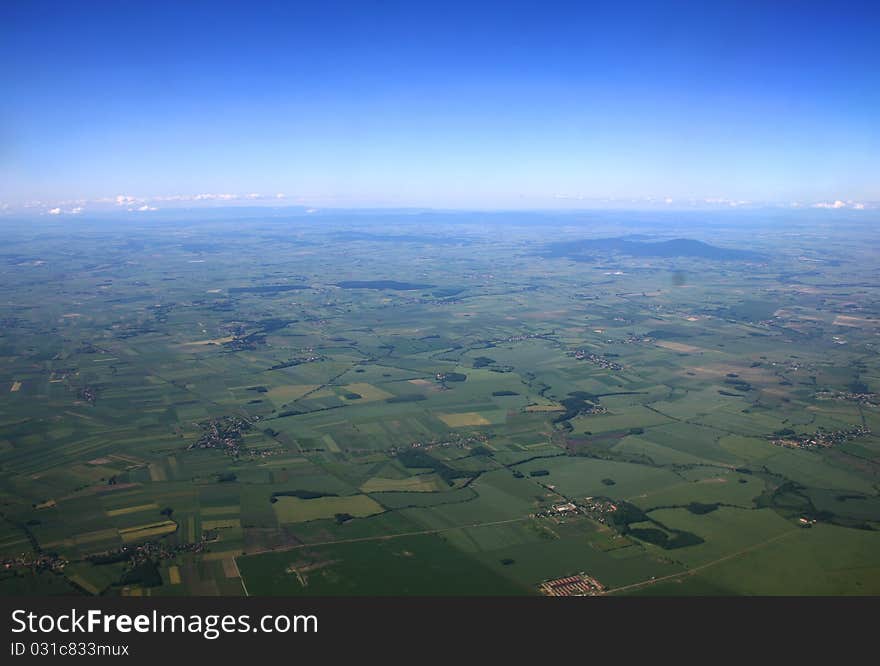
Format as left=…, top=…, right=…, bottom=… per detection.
left=2, top=0, right=878, bottom=214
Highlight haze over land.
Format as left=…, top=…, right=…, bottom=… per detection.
left=1, top=211, right=880, bottom=596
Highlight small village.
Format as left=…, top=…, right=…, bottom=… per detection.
left=268, top=352, right=325, bottom=370
left=77, top=385, right=98, bottom=405
left=570, top=350, right=623, bottom=371
left=770, top=425, right=871, bottom=450
left=580, top=497, right=620, bottom=524
left=620, top=333, right=655, bottom=345
left=501, top=332, right=556, bottom=344
left=539, top=572, right=606, bottom=596
left=815, top=390, right=880, bottom=407
left=2, top=552, right=67, bottom=574
left=88, top=537, right=208, bottom=568
left=533, top=497, right=619, bottom=526
left=392, top=431, right=490, bottom=454
left=188, top=416, right=252, bottom=455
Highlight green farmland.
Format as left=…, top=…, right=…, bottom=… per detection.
left=1, top=212, right=880, bottom=596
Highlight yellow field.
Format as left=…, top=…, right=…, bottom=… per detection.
left=267, top=385, right=318, bottom=402
left=168, top=566, right=182, bottom=584
left=833, top=314, right=878, bottom=328
left=273, top=494, right=384, bottom=523
left=201, top=505, right=240, bottom=516
left=525, top=404, right=565, bottom=412
left=184, top=516, right=196, bottom=542
left=684, top=363, right=776, bottom=388
left=71, top=528, right=120, bottom=547
left=360, top=474, right=445, bottom=493
left=69, top=575, right=101, bottom=595
left=437, top=412, right=491, bottom=427
left=221, top=558, right=239, bottom=578
left=201, top=518, right=241, bottom=530
left=148, top=463, right=167, bottom=482
left=182, top=336, right=235, bottom=346
left=10, top=381, right=21, bottom=392
left=321, top=434, right=341, bottom=452
left=342, top=382, right=394, bottom=402
left=106, top=502, right=159, bottom=517
left=656, top=340, right=705, bottom=353
left=119, top=520, right=177, bottom=543
left=202, top=549, right=244, bottom=561
left=0, top=535, right=28, bottom=550
left=118, top=520, right=176, bottom=534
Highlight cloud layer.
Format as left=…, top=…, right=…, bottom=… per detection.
left=4, top=192, right=876, bottom=216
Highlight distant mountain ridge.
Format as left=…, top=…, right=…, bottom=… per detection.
left=542, top=236, right=764, bottom=261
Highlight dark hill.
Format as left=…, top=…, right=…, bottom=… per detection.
left=542, top=237, right=763, bottom=261
left=335, top=280, right=434, bottom=290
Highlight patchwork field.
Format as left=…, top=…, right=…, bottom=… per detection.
left=1, top=213, right=879, bottom=596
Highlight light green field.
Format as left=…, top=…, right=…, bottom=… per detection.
left=273, top=494, right=385, bottom=523
left=360, top=474, right=447, bottom=493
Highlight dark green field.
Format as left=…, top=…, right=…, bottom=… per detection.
left=1, top=211, right=879, bottom=596
left=237, top=533, right=530, bottom=596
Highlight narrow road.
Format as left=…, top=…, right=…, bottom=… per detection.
left=605, top=528, right=798, bottom=595
left=237, top=517, right=530, bottom=559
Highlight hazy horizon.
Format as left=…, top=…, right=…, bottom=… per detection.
left=3, top=1, right=879, bottom=216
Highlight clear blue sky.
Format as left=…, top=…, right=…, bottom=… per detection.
left=2, top=0, right=878, bottom=213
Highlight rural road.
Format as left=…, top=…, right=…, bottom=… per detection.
left=605, top=528, right=799, bottom=595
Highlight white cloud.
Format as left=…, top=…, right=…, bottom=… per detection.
left=810, top=200, right=869, bottom=210
left=44, top=206, right=83, bottom=215
left=193, top=193, right=237, bottom=201
left=87, top=192, right=298, bottom=208
left=141, top=193, right=234, bottom=202
left=703, top=197, right=750, bottom=208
